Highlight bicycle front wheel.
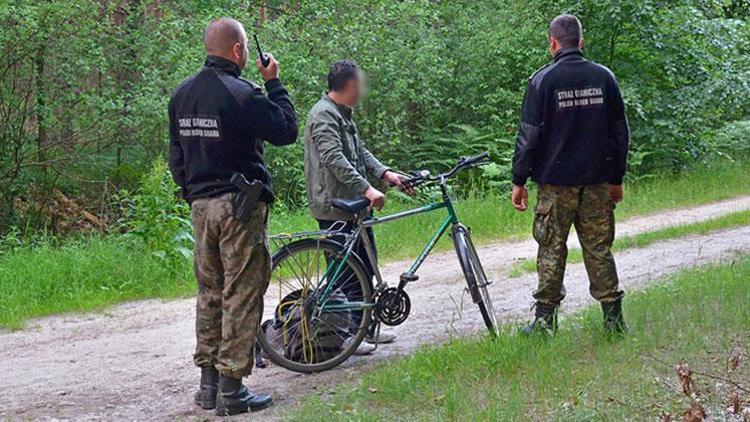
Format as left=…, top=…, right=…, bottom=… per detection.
left=258, top=238, right=373, bottom=373
left=453, top=225, right=500, bottom=336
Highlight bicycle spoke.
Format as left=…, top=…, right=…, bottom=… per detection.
left=310, top=316, right=353, bottom=344
left=275, top=255, right=307, bottom=292
left=287, top=248, right=314, bottom=287
left=272, top=248, right=328, bottom=299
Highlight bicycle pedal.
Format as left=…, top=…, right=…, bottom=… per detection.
left=400, top=273, right=419, bottom=283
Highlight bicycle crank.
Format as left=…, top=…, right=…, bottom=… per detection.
left=375, top=287, right=411, bottom=326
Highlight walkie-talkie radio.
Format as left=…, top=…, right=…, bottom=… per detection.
left=253, top=33, right=271, bottom=68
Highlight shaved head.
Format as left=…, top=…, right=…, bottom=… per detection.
left=204, top=17, right=249, bottom=68
left=549, top=14, right=582, bottom=49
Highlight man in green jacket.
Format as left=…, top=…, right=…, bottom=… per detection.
left=304, top=60, right=408, bottom=352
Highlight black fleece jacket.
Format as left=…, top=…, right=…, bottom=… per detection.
left=168, top=56, right=298, bottom=203
left=511, top=48, right=629, bottom=187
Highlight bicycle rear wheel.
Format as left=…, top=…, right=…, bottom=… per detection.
left=257, top=238, right=373, bottom=373
left=453, top=225, right=500, bottom=336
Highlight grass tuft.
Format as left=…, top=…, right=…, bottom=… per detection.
left=0, top=238, right=193, bottom=329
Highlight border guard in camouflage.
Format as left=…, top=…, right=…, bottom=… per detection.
left=510, top=14, right=630, bottom=336
left=167, top=17, right=297, bottom=416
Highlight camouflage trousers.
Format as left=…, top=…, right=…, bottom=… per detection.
left=532, top=184, right=624, bottom=305
left=191, top=193, right=271, bottom=378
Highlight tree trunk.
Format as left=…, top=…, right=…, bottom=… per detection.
left=34, top=18, right=48, bottom=175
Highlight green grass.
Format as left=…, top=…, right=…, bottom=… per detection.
left=292, top=255, right=750, bottom=421
left=1, top=158, right=749, bottom=329
left=0, top=239, right=194, bottom=329
left=508, top=209, right=750, bottom=277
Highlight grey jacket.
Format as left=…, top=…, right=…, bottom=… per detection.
left=304, top=94, right=389, bottom=221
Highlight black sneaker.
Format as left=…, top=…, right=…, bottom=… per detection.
left=193, top=366, right=219, bottom=410
left=520, top=302, right=558, bottom=336
left=216, top=375, right=273, bottom=416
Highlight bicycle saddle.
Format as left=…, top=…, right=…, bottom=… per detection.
left=330, top=197, right=370, bottom=214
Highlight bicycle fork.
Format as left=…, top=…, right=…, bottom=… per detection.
left=451, top=224, right=484, bottom=304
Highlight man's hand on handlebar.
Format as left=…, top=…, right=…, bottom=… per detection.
left=364, top=186, right=385, bottom=211
left=383, top=170, right=416, bottom=196
left=363, top=170, right=415, bottom=213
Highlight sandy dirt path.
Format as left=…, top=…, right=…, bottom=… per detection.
left=2, top=196, right=750, bottom=421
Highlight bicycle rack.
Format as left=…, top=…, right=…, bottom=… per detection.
left=269, top=220, right=350, bottom=252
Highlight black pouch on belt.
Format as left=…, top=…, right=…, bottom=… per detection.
left=230, top=173, right=263, bottom=222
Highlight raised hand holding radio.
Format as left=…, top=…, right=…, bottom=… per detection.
left=253, top=34, right=279, bottom=81
left=256, top=53, right=279, bottom=81
left=253, top=33, right=270, bottom=67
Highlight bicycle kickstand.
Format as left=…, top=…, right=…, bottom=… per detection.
left=370, top=321, right=381, bottom=352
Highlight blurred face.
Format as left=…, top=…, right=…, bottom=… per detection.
left=344, top=70, right=366, bottom=105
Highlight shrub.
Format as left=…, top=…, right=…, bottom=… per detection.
left=115, top=158, right=193, bottom=263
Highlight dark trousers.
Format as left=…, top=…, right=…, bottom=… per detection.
left=317, top=219, right=377, bottom=281
left=317, top=219, right=377, bottom=334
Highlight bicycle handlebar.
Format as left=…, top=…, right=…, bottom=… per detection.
left=402, top=151, right=490, bottom=188
left=444, top=151, right=490, bottom=178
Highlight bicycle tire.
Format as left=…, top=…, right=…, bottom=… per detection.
left=257, top=238, right=373, bottom=373
left=453, top=225, right=500, bottom=336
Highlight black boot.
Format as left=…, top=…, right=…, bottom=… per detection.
left=521, top=302, right=558, bottom=336
left=193, top=366, right=219, bottom=409
left=602, top=299, right=628, bottom=336
left=216, top=375, right=273, bottom=416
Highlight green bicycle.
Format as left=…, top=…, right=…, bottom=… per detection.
left=258, top=152, right=498, bottom=373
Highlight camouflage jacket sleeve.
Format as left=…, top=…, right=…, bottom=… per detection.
left=362, top=147, right=389, bottom=180
left=311, top=109, right=371, bottom=193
